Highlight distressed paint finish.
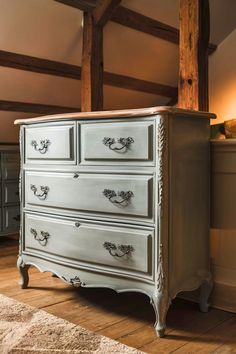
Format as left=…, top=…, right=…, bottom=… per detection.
left=178, top=0, right=210, bottom=111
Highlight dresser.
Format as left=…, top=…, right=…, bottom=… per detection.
left=15, top=107, right=215, bottom=337
left=0, top=144, right=20, bottom=237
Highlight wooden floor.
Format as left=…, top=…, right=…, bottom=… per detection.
left=1, top=236, right=236, bottom=354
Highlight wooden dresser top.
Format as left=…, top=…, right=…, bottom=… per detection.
left=14, top=106, right=216, bottom=125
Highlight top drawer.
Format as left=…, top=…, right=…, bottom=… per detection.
left=80, top=120, right=155, bottom=165
left=24, top=123, right=76, bottom=164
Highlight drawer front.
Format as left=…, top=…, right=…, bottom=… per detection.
left=25, top=171, right=153, bottom=219
left=80, top=121, right=154, bottom=164
left=25, top=123, right=76, bottom=163
left=3, top=206, right=20, bottom=232
left=24, top=212, right=153, bottom=275
left=1, top=153, right=20, bottom=179
left=3, top=182, right=19, bottom=204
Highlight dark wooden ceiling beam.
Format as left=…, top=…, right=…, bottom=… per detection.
left=0, top=50, right=81, bottom=79
left=0, top=100, right=80, bottom=114
left=178, top=0, right=210, bottom=111
left=81, top=12, right=103, bottom=111
left=104, top=72, right=177, bottom=97
left=0, top=50, right=177, bottom=98
left=54, top=1, right=217, bottom=54
left=55, top=0, right=96, bottom=12
left=93, top=0, right=121, bottom=26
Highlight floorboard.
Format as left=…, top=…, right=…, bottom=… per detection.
left=1, top=237, right=236, bottom=353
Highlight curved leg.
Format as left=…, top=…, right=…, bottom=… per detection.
left=17, top=256, right=30, bottom=289
left=199, top=275, right=213, bottom=313
left=150, top=293, right=171, bottom=337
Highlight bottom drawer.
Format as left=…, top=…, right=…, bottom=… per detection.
left=3, top=206, right=20, bottom=232
left=23, top=212, right=153, bottom=276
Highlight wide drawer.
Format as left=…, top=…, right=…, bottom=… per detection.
left=1, top=153, right=20, bottom=179
left=3, top=206, right=20, bottom=232
left=25, top=171, right=153, bottom=220
left=3, top=182, right=19, bottom=204
left=23, top=212, right=153, bottom=275
left=80, top=120, right=154, bottom=164
left=24, top=123, right=76, bottom=164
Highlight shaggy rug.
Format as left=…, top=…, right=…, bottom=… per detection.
left=0, top=294, right=144, bottom=354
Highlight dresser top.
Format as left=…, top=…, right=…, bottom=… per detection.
left=14, top=106, right=216, bottom=125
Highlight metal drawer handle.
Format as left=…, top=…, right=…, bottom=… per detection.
left=103, top=137, right=134, bottom=151
left=13, top=214, right=20, bottom=222
left=103, top=241, right=134, bottom=257
left=31, top=139, right=50, bottom=154
left=30, top=184, right=49, bottom=200
left=30, top=228, right=50, bottom=246
left=103, top=189, right=133, bottom=205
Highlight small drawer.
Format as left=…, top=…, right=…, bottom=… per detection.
left=80, top=120, right=154, bottom=165
left=1, top=153, right=20, bottom=179
left=24, top=212, right=153, bottom=276
left=25, top=171, right=153, bottom=221
left=3, top=182, right=19, bottom=204
left=25, top=123, right=76, bottom=164
left=3, top=206, right=20, bottom=232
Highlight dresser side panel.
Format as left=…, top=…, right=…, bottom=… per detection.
left=168, top=115, right=210, bottom=297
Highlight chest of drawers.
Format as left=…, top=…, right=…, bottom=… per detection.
left=15, top=107, right=215, bottom=337
left=0, top=144, right=20, bottom=237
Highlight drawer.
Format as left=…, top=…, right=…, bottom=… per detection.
left=24, top=123, right=76, bottom=164
left=3, top=182, right=19, bottom=204
left=24, top=212, right=153, bottom=275
left=1, top=153, right=20, bottom=179
left=25, top=171, right=153, bottom=220
left=80, top=120, right=154, bottom=164
left=3, top=206, right=20, bottom=232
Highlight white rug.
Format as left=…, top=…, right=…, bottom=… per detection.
left=0, top=294, right=145, bottom=354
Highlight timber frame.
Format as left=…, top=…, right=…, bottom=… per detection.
left=0, top=0, right=214, bottom=114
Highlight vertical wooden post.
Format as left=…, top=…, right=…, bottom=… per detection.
left=178, top=0, right=210, bottom=111
left=81, top=12, right=103, bottom=112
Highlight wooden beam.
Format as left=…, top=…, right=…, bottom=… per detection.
left=0, top=50, right=81, bottom=79
left=0, top=100, right=80, bottom=114
left=93, top=0, right=121, bottom=26
left=178, top=0, right=210, bottom=111
left=0, top=50, right=177, bottom=98
left=81, top=12, right=103, bottom=111
left=54, top=1, right=217, bottom=54
left=104, top=72, right=177, bottom=97
left=55, top=0, right=96, bottom=12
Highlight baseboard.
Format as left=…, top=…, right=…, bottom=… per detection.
left=179, top=281, right=236, bottom=314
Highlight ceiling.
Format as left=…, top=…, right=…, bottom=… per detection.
left=0, top=0, right=235, bottom=141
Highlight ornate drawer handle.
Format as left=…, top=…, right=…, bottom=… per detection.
left=31, top=139, right=50, bottom=154
left=103, top=189, right=133, bottom=205
left=30, top=228, right=50, bottom=246
left=13, top=214, right=20, bottom=222
left=103, top=241, right=134, bottom=257
left=30, top=184, right=49, bottom=200
left=103, top=137, right=134, bottom=151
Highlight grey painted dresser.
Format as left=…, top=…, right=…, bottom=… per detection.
left=0, top=144, right=20, bottom=237
left=15, top=107, right=215, bottom=337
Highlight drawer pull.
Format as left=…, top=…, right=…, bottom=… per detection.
left=30, top=184, right=49, bottom=200
left=103, top=241, right=134, bottom=257
left=30, top=228, right=50, bottom=246
left=103, top=137, right=134, bottom=151
left=13, top=214, right=20, bottom=222
left=31, top=139, right=50, bottom=154
left=103, top=189, right=134, bottom=205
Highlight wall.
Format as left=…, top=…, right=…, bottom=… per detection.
left=209, top=29, right=236, bottom=311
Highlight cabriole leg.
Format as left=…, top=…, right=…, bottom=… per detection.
left=17, top=256, right=30, bottom=289
left=199, top=275, right=213, bottom=313
left=150, top=293, right=170, bottom=338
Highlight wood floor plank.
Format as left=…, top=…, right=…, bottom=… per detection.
left=1, top=237, right=235, bottom=354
